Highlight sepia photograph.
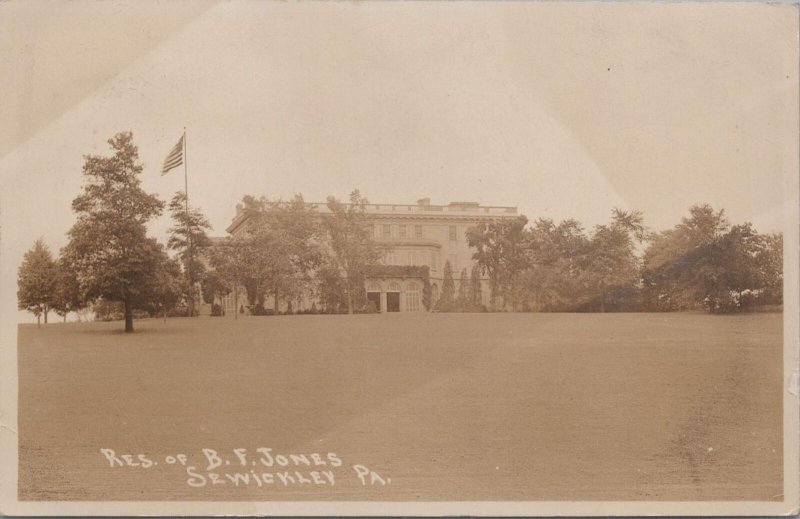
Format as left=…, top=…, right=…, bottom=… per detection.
left=0, top=1, right=798, bottom=516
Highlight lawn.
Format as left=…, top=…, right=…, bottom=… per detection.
left=18, top=312, right=783, bottom=501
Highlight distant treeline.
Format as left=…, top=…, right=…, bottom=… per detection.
left=17, top=132, right=782, bottom=332
left=463, top=206, right=781, bottom=314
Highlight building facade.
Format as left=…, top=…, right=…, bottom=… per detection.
left=219, top=197, right=518, bottom=314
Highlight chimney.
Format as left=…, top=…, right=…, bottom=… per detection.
left=417, top=197, right=431, bottom=207
left=236, top=203, right=244, bottom=217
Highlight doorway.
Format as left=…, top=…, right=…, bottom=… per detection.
left=386, top=292, right=400, bottom=312
left=366, top=291, right=381, bottom=312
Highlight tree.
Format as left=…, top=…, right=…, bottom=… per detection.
left=63, top=132, right=165, bottom=332
left=516, top=218, right=591, bottom=312
left=466, top=215, right=530, bottom=309
left=201, top=270, right=228, bottom=306
left=757, top=233, right=783, bottom=305
left=267, top=195, right=322, bottom=312
left=642, top=205, right=730, bottom=311
left=437, top=260, right=456, bottom=311
left=167, top=191, right=212, bottom=317
left=700, top=223, right=777, bottom=313
left=149, top=255, right=183, bottom=319
left=324, top=190, right=382, bottom=314
left=456, top=268, right=469, bottom=311
left=640, top=204, right=782, bottom=313
left=469, top=264, right=483, bottom=308
left=234, top=194, right=321, bottom=313
left=585, top=209, right=645, bottom=312
left=52, top=254, right=84, bottom=323
left=208, top=234, right=253, bottom=319
left=17, top=239, right=58, bottom=325
left=422, top=277, right=432, bottom=311
left=317, top=261, right=348, bottom=314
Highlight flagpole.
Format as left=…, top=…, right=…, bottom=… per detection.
left=184, top=127, right=194, bottom=317
left=184, top=127, right=189, bottom=211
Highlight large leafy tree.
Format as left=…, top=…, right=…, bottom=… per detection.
left=642, top=205, right=730, bottom=311
left=702, top=223, right=764, bottom=311
left=515, top=218, right=591, bottom=311
left=466, top=215, right=530, bottom=309
left=236, top=194, right=321, bottom=313
left=51, top=253, right=84, bottom=323
left=207, top=234, right=254, bottom=318
left=63, top=132, right=164, bottom=332
left=641, top=204, right=783, bottom=312
left=317, top=261, right=348, bottom=314
left=149, top=255, right=184, bottom=319
left=324, top=190, right=381, bottom=314
left=167, top=191, right=212, bottom=317
left=17, top=239, right=58, bottom=325
left=269, top=195, right=322, bottom=311
left=585, top=209, right=645, bottom=312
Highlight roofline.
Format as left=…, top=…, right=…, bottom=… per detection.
left=226, top=202, right=519, bottom=234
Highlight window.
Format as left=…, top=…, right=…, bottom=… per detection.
left=399, top=225, right=407, bottom=238
left=405, top=282, right=420, bottom=312
left=385, top=251, right=395, bottom=265
left=388, top=282, right=401, bottom=292
left=367, top=281, right=381, bottom=292
left=431, top=252, right=438, bottom=272
left=382, top=224, right=391, bottom=238
left=414, top=225, right=423, bottom=238
left=407, top=251, right=416, bottom=266
left=449, top=226, right=457, bottom=241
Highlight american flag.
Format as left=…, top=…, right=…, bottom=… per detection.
left=161, top=135, right=184, bottom=175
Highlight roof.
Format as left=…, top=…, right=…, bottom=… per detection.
left=226, top=199, right=518, bottom=234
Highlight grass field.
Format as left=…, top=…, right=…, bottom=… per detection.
left=18, top=312, right=783, bottom=501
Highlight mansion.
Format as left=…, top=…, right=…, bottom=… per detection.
left=217, top=197, right=519, bottom=314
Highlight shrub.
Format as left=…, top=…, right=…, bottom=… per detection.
left=166, top=306, right=190, bottom=318
left=251, top=304, right=276, bottom=316
left=211, top=303, right=223, bottom=316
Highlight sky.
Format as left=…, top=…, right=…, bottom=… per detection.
left=1, top=1, right=798, bottom=323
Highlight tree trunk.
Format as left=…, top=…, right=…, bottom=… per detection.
left=124, top=298, right=134, bottom=333
left=44, top=305, right=48, bottom=324
left=188, top=286, right=195, bottom=317
left=234, top=286, right=238, bottom=320
left=63, top=314, right=67, bottom=323
left=37, top=314, right=41, bottom=327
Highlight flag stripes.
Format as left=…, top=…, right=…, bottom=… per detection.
left=161, top=135, right=184, bottom=175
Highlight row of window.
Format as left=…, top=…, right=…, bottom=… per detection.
left=370, top=224, right=464, bottom=242
left=383, top=250, right=462, bottom=272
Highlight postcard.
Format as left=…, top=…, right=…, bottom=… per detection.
left=1, top=1, right=798, bottom=516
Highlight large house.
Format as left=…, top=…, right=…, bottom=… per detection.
left=218, top=197, right=518, bottom=314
